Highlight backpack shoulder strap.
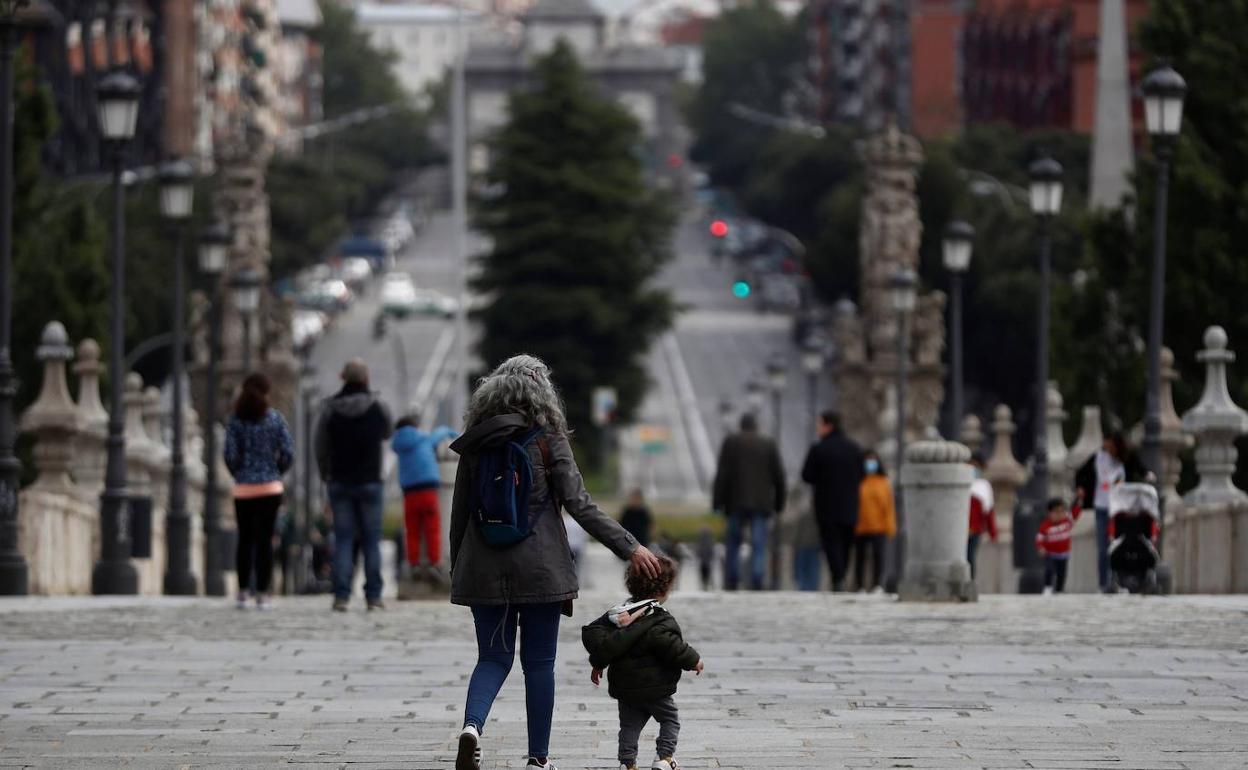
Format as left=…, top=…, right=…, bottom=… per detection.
left=537, top=434, right=563, bottom=511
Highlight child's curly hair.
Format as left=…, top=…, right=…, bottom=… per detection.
left=626, top=554, right=678, bottom=600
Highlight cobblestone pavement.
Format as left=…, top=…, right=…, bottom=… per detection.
left=2, top=591, right=1247, bottom=769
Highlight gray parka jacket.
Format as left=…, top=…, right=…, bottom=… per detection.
left=448, top=414, right=638, bottom=610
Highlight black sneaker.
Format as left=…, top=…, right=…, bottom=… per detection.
left=456, top=725, right=482, bottom=770
left=332, top=598, right=348, bottom=612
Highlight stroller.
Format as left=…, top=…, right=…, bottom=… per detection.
left=1107, top=483, right=1161, bottom=594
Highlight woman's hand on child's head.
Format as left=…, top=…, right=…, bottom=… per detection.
left=630, top=545, right=661, bottom=578
left=591, top=667, right=604, bottom=686
left=694, top=660, right=704, bottom=675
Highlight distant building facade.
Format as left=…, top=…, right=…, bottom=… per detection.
left=805, top=0, right=909, bottom=133
left=961, top=0, right=1150, bottom=134
left=355, top=2, right=488, bottom=106
left=464, top=0, right=683, bottom=182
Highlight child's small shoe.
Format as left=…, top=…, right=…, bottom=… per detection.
left=620, top=764, right=638, bottom=770
left=651, top=758, right=679, bottom=770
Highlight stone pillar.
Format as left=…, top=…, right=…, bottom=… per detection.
left=123, top=375, right=157, bottom=593
left=1065, top=405, right=1103, bottom=593
left=184, top=406, right=207, bottom=582
left=72, top=339, right=109, bottom=494
left=212, top=422, right=238, bottom=597
left=1180, top=327, right=1248, bottom=593
left=960, top=414, right=984, bottom=456
left=20, top=323, right=78, bottom=492
left=1044, top=382, right=1071, bottom=499
left=898, top=439, right=976, bottom=602
left=1066, top=405, right=1103, bottom=476
left=1157, top=347, right=1192, bottom=508
left=143, top=386, right=171, bottom=518
left=984, top=405, right=1027, bottom=534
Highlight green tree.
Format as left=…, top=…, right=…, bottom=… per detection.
left=472, top=42, right=676, bottom=437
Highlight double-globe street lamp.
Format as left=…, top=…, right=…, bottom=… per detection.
left=91, top=69, right=143, bottom=595
left=1021, top=155, right=1064, bottom=594
left=231, top=266, right=262, bottom=373
left=1140, top=64, right=1186, bottom=562
left=198, top=222, right=230, bottom=595
left=0, top=0, right=59, bottom=595
left=158, top=160, right=197, bottom=594
left=888, top=267, right=917, bottom=590
left=943, top=221, right=974, bottom=442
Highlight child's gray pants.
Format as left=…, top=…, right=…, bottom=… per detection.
left=618, top=695, right=679, bottom=765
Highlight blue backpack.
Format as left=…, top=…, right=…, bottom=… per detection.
left=472, top=427, right=557, bottom=548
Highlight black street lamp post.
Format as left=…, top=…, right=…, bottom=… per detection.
left=888, top=267, right=917, bottom=590
left=0, top=0, right=58, bottom=595
left=1020, top=155, right=1064, bottom=594
left=159, top=160, right=197, bottom=595
left=1141, top=64, right=1186, bottom=564
left=943, top=221, right=974, bottom=442
left=230, top=267, right=261, bottom=373
left=198, top=222, right=229, bottom=595
left=91, top=68, right=143, bottom=595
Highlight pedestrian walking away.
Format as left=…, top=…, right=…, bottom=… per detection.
left=1074, top=431, right=1146, bottom=591
left=1036, top=497, right=1080, bottom=593
left=391, top=413, right=458, bottom=579
left=619, top=488, right=655, bottom=549
left=712, top=413, right=786, bottom=591
left=223, top=373, right=294, bottom=611
left=315, top=358, right=393, bottom=612
left=967, top=453, right=997, bottom=580
left=853, top=450, right=895, bottom=592
left=800, top=411, right=863, bottom=591
left=582, top=555, right=703, bottom=770
left=448, top=355, right=662, bottom=770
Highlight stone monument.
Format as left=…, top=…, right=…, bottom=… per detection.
left=831, top=124, right=945, bottom=451
left=898, top=439, right=977, bottom=602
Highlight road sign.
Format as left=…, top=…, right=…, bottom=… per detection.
left=637, top=425, right=671, bottom=455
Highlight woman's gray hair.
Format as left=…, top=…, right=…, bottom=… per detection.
left=465, top=354, right=569, bottom=435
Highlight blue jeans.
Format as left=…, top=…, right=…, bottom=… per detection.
left=464, top=603, right=562, bottom=759
left=328, top=481, right=384, bottom=601
left=794, top=546, right=821, bottom=591
left=967, top=533, right=981, bottom=579
left=725, top=509, right=769, bottom=590
left=1095, top=507, right=1110, bottom=590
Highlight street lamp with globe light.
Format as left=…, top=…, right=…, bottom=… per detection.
left=230, top=266, right=262, bottom=373
left=198, top=221, right=230, bottom=595
left=942, top=220, right=974, bottom=441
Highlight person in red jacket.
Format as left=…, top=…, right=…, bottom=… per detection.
left=966, top=453, right=997, bottom=579
left=1036, top=497, right=1080, bottom=593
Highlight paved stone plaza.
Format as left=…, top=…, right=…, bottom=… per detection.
left=2, top=590, right=1246, bottom=769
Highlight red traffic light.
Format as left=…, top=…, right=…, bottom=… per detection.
left=710, top=219, right=729, bottom=238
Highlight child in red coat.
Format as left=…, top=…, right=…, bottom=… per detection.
left=1036, top=497, right=1080, bottom=593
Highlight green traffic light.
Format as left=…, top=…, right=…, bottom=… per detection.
left=732, top=281, right=751, bottom=298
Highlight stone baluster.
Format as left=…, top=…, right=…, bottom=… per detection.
left=983, top=404, right=1027, bottom=539
left=142, top=386, right=171, bottom=515
left=1158, top=347, right=1193, bottom=509
left=184, top=405, right=207, bottom=583
left=123, top=374, right=154, bottom=502
left=960, top=414, right=984, bottom=456
left=72, top=339, right=109, bottom=493
left=1045, top=382, right=1071, bottom=499
left=19, top=322, right=78, bottom=492
left=1066, top=405, right=1103, bottom=477
left=1181, top=327, right=1248, bottom=506
left=898, top=439, right=976, bottom=602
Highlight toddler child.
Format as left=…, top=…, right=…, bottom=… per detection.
left=390, top=414, right=457, bottom=575
left=583, top=556, right=703, bottom=770
left=1036, top=497, right=1080, bottom=593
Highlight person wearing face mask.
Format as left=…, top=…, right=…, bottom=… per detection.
left=967, top=453, right=997, bottom=579
left=852, top=450, right=896, bottom=592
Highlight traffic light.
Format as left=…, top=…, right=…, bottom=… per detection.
left=732, top=279, right=751, bottom=299
left=710, top=219, right=729, bottom=238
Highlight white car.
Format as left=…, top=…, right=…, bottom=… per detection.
left=340, top=256, right=373, bottom=288
left=413, top=288, right=458, bottom=319
left=380, top=272, right=419, bottom=316
left=292, top=309, right=327, bottom=351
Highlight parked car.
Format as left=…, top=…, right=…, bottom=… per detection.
left=380, top=271, right=419, bottom=317
left=297, top=278, right=352, bottom=313
left=292, top=309, right=328, bottom=352
left=413, top=288, right=458, bottom=319
left=756, top=273, right=801, bottom=313
left=339, top=256, right=373, bottom=289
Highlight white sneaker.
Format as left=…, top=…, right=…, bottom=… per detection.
left=234, top=593, right=248, bottom=610
left=652, top=758, right=678, bottom=770
left=1043, top=586, right=1054, bottom=596
left=456, top=725, right=481, bottom=770
left=527, top=759, right=558, bottom=769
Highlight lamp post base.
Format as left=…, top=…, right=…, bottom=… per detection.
left=203, top=526, right=226, bottom=596
left=162, top=511, right=198, bottom=595
left=92, top=489, right=138, bottom=595
left=0, top=555, right=27, bottom=596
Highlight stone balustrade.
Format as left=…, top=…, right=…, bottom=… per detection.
left=16, top=321, right=221, bottom=595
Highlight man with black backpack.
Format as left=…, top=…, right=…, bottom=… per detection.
left=315, top=358, right=393, bottom=612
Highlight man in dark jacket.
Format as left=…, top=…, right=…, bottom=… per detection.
left=315, top=358, right=393, bottom=612
left=800, top=411, right=863, bottom=591
left=712, top=413, right=786, bottom=590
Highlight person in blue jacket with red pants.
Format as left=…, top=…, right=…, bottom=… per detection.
left=392, top=413, right=458, bottom=577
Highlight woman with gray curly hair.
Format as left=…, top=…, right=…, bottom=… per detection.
left=449, top=354, right=660, bottom=770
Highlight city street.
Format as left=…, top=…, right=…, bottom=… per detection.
left=2, top=589, right=1246, bottom=768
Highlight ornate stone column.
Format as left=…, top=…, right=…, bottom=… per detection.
left=1066, top=405, right=1103, bottom=476
left=73, top=339, right=109, bottom=494
left=984, top=404, right=1027, bottom=534
left=898, top=440, right=976, bottom=602
left=143, top=386, right=171, bottom=516
left=1045, top=382, right=1071, bottom=498
left=1180, top=326, right=1248, bottom=593
left=1157, top=347, right=1192, bottom=508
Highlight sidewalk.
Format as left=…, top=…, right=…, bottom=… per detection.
left=2, top=592, right=1246, bottom=768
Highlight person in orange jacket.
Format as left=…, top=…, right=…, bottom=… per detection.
left=853, top=450, right=896, bottom=592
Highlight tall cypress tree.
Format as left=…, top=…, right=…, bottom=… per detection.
left=472, top=41, right=675, bottom=436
